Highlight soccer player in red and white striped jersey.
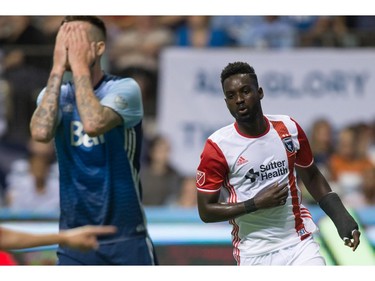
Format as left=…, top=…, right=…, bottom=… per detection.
left=196, top=61, right=360, bottom=265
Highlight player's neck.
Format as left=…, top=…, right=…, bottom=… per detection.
left=91, top=65, right=105, bottom=87
left=236, top=115, right=268, bottom=137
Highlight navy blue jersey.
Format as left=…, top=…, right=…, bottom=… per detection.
left=37, top=74, right=148, bottom=241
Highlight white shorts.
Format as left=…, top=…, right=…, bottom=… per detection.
left=239, top=236, right=326, bottom=266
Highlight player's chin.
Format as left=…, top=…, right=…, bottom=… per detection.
left=236, top=113, right=256, bottom=123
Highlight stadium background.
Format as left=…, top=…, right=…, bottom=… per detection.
left=0, top=15, right=374, bottom=265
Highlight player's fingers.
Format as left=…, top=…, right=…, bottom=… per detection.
left=344, top=238, right=352, bottom=247
left=89, top=240, right=99, bottom=250
left=352, top=230, right=361, bottom=251
left=87, top=226, right=117, bottom=235
left=276, top=183, right=288, bottom=197
left=343, top=230, right=361, bottom=251
left=270, top=182, right=286, bottom=193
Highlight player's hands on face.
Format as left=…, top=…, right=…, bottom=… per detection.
left=253, top=181, right=289, bottom=209
left=66, top=22, right=97, bottom=71
left=53, top=23, right=70, bottom=71
left=344, top=229, right=361, bottom=252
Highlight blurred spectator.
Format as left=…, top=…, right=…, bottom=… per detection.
left=140, top=135, right=182, bottom=206
left=355, top=122, right=375, bottom=162
left=345, top=16, right=375, bottom=47
left=368, top=120, right=375, bottom=165
left=108, top=16, right=174, bottom=74
left=0, top=168, right=5, bottom=207
left=0, top=78, right=11, bottom=139
left=0, top=16, right=51, bottom=71
left=328, top=125, right=374, bottom=198
left=0, top=76, right=7, bottom=202
left=0, top=71, right=27, bottom=202
left=359, top=166, right=375, bottom=205
left=157, top=16, right=187, bottom=33
left=174, top=16, right=234, bottom=47
left=308, top=118, right=335, bottom=172
left=0, top=16, right=51, bottom=151
left=101, top=16, right=139, bottom=71
left=248, top=16, right=297, bottom=49
left=210, top=16, right=262, bottom=46
left=177, top=176, right=197, bottom=207
left=107, top=16, right=174, bottom=123
left=4, top=139, right=59, bottom=213
left=32, top=16, right=63, bottom=43
left=211, top=16, right=296, bottom=49
left=344, top=166, right=375, bottom=207
left=296, top=16, right=358, bottom=47
left=286, top=16, right=321, bottom=47
left=118, top=66, right=158, bottom=119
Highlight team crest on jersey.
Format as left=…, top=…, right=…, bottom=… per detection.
left=282, top=136, right=295, bottom=153
left=115, top=95, right=128, bottom=109
left=196, top=170, right=205, bottom=186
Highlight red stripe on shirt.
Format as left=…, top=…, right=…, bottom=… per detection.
left=270, top=120, right=310, bottom=241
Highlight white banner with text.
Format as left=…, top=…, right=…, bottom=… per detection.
left=157, top=48, right=375, bottom=176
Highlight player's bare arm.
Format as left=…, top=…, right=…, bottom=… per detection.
left=0, top=225, right=116, bottom=251
left=59, top=225, right=117, bottom=251
left=198, top=182, right=288, bottom=223
left=67, top=23, right=122, bottom=137
left=297, top=164, right=361, bottom=251
left=296, top=164, right=332, bottom=201
left=30, top=24, right=70, bottom=143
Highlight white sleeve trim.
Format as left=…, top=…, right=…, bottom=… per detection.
left=295, top=159, right=314, bottom=168
left=197, top=187, right=221, bottom=193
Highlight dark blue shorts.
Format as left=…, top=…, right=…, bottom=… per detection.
left=56, top=235, right=158, bottom=265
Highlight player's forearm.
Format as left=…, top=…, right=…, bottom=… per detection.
left=297, top=164, right=332, bottom=202
left=30, top=70, right=63, bottom=142
left=0, top=228, right=62, bottom=250
left=198, top=202, right=248, bottom=223
left=72, top=71, right=107, bottom=136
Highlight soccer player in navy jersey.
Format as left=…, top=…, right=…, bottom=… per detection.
left=196, top=61, right=361, bottom=265
left=30, top=16, right=158, bottom=265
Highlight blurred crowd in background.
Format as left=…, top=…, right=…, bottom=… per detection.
left=0, top=15, right=375, bottom=214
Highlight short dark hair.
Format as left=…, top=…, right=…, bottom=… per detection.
left=61, top=16, right=106, bottom=41
left=220, top=61, right=258, bottom=88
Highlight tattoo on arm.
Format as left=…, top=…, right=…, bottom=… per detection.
left=31, top=74, right=61, bottom=135
left=74, top=75, right=105, bottom=130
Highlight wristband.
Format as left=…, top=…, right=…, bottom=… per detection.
left=244, top=198, right=257, bottom=213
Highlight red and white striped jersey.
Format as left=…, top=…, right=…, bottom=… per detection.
left=196, top=115, right=318, bottom=261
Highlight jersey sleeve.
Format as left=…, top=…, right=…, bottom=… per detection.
left=292, top=119, right=314, bottom=167
left=196, top=139, right=229, bottom=193
left=101, top=78, right=143, bottom=129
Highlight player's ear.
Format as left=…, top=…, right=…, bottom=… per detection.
left=258, top=87, right=264, bottom=100
left=96, top=41, right=105, bottom=57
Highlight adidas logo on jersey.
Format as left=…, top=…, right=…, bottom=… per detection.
left=237, top=156, right=248, bottom=166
